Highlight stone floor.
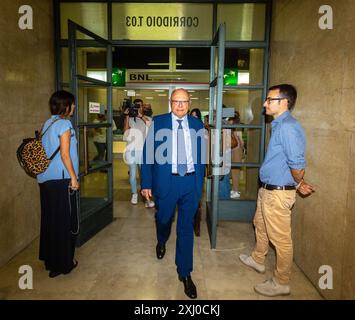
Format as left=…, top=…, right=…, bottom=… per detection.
left=0, top=159, right=323, bottom=300
left=0, top=199, right=322, bottom=300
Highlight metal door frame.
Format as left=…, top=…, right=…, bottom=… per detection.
left=206, top=20, right=269, bottom=248
left=206, top=23, right=226, bottom=249
left=68, top=20, right=114, bottom=246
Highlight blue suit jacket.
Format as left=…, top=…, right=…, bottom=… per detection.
left=141, top=113, right=206, bottom=199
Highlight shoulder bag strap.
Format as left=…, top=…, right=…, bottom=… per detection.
left=41, top=118, right=62, bottom=160
left=40, top=118, right=60, bottom=137
left=48, top=145, right=61, bottom=160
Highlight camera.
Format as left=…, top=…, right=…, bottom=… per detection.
left=143, top=106, right=153, bottom=117
left=122, top=99, right=140, bottom=118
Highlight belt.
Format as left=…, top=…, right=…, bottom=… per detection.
left=261, top=183, right=296, bottom=190
left=172, top=172, right=195, bottom=176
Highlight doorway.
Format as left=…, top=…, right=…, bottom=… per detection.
left=111, top=85, right=209, bottom=204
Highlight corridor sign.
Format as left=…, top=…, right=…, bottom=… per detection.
left=112, top=3, right=213, bottom=41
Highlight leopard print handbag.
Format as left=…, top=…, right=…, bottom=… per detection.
left=16, top=119, right=60, bottom=178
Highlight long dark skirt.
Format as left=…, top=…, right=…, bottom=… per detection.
left=39, top=179, right=78, bottom=273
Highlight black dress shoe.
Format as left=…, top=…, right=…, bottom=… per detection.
left=179, top=275, right=197, bottom=299
left=49, top=270, right=62, bottom=278
left=156, top=243, right=166, bottom=259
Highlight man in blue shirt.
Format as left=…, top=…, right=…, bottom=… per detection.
left=239, top=84, right=314, bottom=297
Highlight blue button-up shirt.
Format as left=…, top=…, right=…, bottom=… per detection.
left=259, top=111, right=306, bottom=186
left=37, top=115, right=79, bottom=183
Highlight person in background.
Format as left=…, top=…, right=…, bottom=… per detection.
left=123, top=99, right=154, bottom=208
left=229, top=111, right=245, bottom=199
left=37, top=90, right=79, bottom=278
left=190, top=108, right=202, bottom=122
left=189, top=108, right=203, bottom=237
left=93, top=112, right=117, bottom=161
left=203, top=114, right=209, bottom=130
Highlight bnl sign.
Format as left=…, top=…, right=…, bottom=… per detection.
left=129, top=73, right=152, bottom=82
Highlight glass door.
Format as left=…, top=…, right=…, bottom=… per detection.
left=206, top=23, right=226, bottom=249
left=68, top=20, right=113, bottom=246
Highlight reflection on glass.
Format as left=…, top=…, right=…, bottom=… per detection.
left=61, top=47, right=107, bottom=84
left=77, top=47, right=107, bottom=78
left=223, top=89, right=263, bottom=125
left=225, top=48, right=264, bottom=85
left=60, top=3, right=108, bottom=39
left=79, top=127, right=111, bottom=174
left=228, top=167, right=259, bottom=200
left=77, top=86, right=108, bottom=124
left=61, top=48, right=69, bottom=83
left=214, top=47, right=220, bottom=77
left=80, top=171, right=109, bottom=219
left=243, top=128, right=261, bottom=163
left=217, top=3, right=266, bottom=41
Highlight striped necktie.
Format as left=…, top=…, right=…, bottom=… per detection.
left=176, top=119, right=187, bottom=176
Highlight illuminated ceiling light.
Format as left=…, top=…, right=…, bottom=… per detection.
left=148, top=63, right=169, bottom=66
left=188, top=90, right=195, bottom=93
left=154, top=89, right=165, bottom=92
left=145, top=97, right=154, bottom=100
left=238, top=72, right=250, bottom=85
left=158, top=94, right=167, bottom=97
left=190, top=97, right=199, bottom=100
left=87, top=71, right=106, bottom=82
left=205, top=98, right=210, bottom=100
left=153, top=75, right=183, bottom=78
left=147, top=63, right=182, bottom=66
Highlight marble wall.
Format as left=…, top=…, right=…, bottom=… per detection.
left=0, top=0, right=54, bottom=266
left=270, top=0, right=355, bottom=299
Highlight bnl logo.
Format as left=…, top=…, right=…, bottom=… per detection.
left=129, top=74, right=152, bottom=81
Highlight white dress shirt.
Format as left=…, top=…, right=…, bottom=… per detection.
left=171, top=113, right=195, bottom=174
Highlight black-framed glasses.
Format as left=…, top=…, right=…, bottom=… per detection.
left=171, top=100, right=190, bottom=106
left=265, top=97, right=286, bottom=104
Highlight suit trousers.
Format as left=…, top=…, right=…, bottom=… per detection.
left=251, top=187, right=296, bottom=284
left=155, top=174, right=200, bottom=278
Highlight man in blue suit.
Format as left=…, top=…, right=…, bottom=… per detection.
left=141, top=88, right=206, bottom=299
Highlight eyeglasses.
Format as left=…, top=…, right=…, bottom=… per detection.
left=264, top=97, right=287, bottom=104
left=171, top=100, right=190, bottom=106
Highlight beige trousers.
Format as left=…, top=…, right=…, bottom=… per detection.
left=251, top=187, right=296, bottom=284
